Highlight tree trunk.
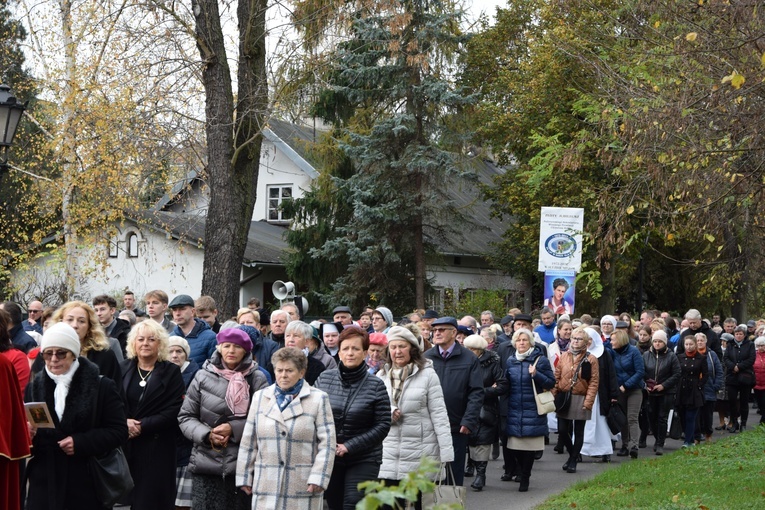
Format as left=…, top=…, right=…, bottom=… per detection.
left=193, top=0, right=267, bottom=318
left=598, top=258, right=617, bottom=316
left=59, top=0, right=77, bottom=297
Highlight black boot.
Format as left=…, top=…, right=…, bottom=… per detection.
left=464, top=456, right=475, bottom=477
left=492, top=441, right=500, bottom=460
left=566, top=458, right=577, bottom=473
left=470, top=461, right=487, bottom=491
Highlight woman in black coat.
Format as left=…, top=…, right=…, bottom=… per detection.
left=463, top=334, right=508, bottom=491
left=121, top=320, right=185, bottom=510
left=723, top=325, right=756, bottom=431
left=25, top=323, right=128, bottom=510
left=675, top=335, right=708, bottom=447
left=315, top=327, right=391, bottom=510
left=642, top=331, right=681, bottom=455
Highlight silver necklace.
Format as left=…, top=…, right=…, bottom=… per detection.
left=137, top=366, right=153, bottom=387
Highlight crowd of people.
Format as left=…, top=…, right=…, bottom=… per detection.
left=1, top=292, right=764, bottom=510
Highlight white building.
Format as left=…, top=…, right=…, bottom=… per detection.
left=11, top=119, right=529, bottom=313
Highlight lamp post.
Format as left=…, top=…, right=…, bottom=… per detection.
left=0, top=83, right=27, bottom=175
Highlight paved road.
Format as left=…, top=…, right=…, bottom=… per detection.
left=463, top=432, right=699, bottom=510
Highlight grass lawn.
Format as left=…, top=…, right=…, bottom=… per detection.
left=536, top=425, right=765, bottom=509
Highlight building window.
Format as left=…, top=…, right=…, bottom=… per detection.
left=108, top=233, right=119, bottom=258
left=267, top=185, right=293, bottom=222
left=127, top=232, right=139, bottom=258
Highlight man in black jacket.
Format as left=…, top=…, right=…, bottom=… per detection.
left=93, top=295, right=130, bottom=355
left=676, top=309, right=723, bottom=360
left=424, top=316, right=484, bottom=486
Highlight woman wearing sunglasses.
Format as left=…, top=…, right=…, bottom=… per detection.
left=25, top=322, right=128, bottom=510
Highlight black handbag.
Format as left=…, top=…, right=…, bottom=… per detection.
left=606, top=403, right=627, bottom=435
left=667, top=410, right=683, bottom=440
left=88, top=447, right=134, bottom=507
left=88, top=376, right=134, bottom=507
left=555, top=390, right=572, bottom=413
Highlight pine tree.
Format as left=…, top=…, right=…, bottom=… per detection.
left=288, top=0, right=476, bottom=312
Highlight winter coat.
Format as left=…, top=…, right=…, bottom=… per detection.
left=469, top=350, right=508, bottom=445
left=314, top=362, right=391, bottom=466
left=120, top=359, right=185, bottom=510
left=250, top=332, right=279, bottom=377
left=10, top=323, right=36, bottom=353
left=172, top=319, right=218, bottom=366
left=702, top=350, right=724, bottom=402
left=675, top=352, right=708, bottom=409
left=25, top=357, right=128, bottom=510
left=497, top=341, right=515, bottom=418
left=305, top=355, right=327, bottom=385
left=596, top=349, right=620, bottom=417
left=236, top=382, right=336, bottom=510
left=724, top=339, right=756, bottom=387
left=642, top=346, right=681, bottom=396
left=505, top=346, right=556, bottom=438
left=377, top=361, right=454, bottom=480
left=180, top=359, right=201, bottom=388
left=178, top=352, right=269, bottom=477
left=424, top=342, right=485, bottom=434
left=176, top=359, right=201, bottom=468
left=534, top=322, right=556, bottom=344
left=553, top=350, right=600, bottom=411
left=311, top=344, right=337, bottom=371
left=610, top=344, right=645, bottom=390
left=755, top=350, right=765, bottom=391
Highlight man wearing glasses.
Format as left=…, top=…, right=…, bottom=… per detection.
left=24, top=300, right=44, bottom=335
left=424, top=316, right=484, bottom=486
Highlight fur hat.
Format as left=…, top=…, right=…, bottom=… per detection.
left=41, top=322, right=81, bottom=356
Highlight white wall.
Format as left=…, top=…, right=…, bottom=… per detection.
left=254, top=139, right=313, bottom=222
left=12, top=223, right=205, bottom=305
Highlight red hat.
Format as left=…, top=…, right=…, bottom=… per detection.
left=369, top=333, right=388, bottom=347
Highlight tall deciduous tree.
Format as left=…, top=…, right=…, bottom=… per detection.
left=190, top=0, right=268, bottom=317
left=285, top=0, right=475, bottom=312
left=13, top=0, right=204, bottom=296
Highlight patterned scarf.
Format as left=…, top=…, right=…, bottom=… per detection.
left=389, top=363, right=413, bottom=405
left=210, top=363, right=255, bottom=417
left=556, top=336, right=571, bottom=353
left=274, top=379, right=304, bottom=410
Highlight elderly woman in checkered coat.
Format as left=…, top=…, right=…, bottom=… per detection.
left=237, top=347, right=336, bottom=510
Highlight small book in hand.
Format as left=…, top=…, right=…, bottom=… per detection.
left=25, top=402, right=55, bottom=428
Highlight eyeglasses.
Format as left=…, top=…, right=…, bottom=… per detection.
left=28, top=309, right=42, bottom=314
left=432, top=327, right=454, bottom=334
left=571, top=337, right=586, bottom=341
left=42, top=350, right=71, bottom=360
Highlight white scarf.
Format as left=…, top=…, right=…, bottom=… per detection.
left=45, top=358, right=80, bottom=421
left=516, top=348, right=532, bottom=361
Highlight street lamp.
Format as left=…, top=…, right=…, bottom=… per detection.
left=0, top=83, right=27, bottom=174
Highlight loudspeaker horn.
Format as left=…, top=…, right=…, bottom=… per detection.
left=272, top=280, right=295, bottom=300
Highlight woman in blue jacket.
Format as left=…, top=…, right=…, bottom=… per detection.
left=505, top=328, right=555, bottom=493
left=609, top=330, right=645, bottom=459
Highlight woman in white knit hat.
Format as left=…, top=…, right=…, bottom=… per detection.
left=25, top=322, right=128, bottom=510
left=377, top=326, right=453, bottom=509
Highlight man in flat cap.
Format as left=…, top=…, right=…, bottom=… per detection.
left=424, top=316, right=484, bottom=487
